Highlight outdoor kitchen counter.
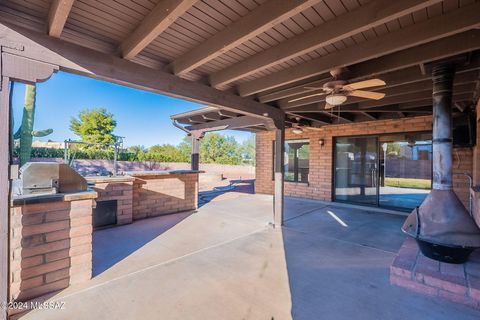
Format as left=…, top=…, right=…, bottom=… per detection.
left=123, top=170, right=204, bottom=176
left=11, top=189, right=97, bottom=206
left=123, top=170, right=202, bottom=220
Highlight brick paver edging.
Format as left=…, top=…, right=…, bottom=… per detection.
left=390, top=237, right=480, bottom=309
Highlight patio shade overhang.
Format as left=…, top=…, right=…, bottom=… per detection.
left=0, top=1, right=479, bottom=129
left=170, top=106, right=275, bottom=133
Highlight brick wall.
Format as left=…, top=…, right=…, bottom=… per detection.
left=132, top=172, right=198, bottom=220
left=10, top=197, right=95, bottom=302
left=87, top=177, right=134, bottom=226
left=256, top=115, right=473, bottom=208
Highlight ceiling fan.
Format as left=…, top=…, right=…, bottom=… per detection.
left=288, top=69, right=387, bottom=109
left=290, top=117, right=322, bottom=135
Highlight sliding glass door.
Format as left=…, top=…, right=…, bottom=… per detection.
left=378, top=133, right=432, bottom=210
left=334, top=133, right=432, bottom=211
left=334, top=136, right=378, bottom=205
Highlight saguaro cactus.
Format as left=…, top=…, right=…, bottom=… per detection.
left=14, top=84, right=53, bottom=166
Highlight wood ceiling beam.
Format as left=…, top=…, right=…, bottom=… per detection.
left=359, top=112, right=378, bottom=120
left=169, top=0, right=320, bottom=76
left=120, top=0, right=197, bottom=59
left=260, top=52, right=480, bottom=103
left=321, top=111, right=355, bottom=123
left=185, top=116, right=270, bottom=131
left=259, top=76, right=332, bottom=103
left=291, top=104, right=432, bottom=114
left=281, top=71, right=479, bottom=109
left=0, top=23, right=284, bottom=124
left=47, top=0, right=75, bottom=38
left=286, top=112, right=331, bottom=125
left=238, top=3, right=480, bottom=97
left=209, top=0, right=439, bottom=88
left=358, top=85, right=475, bottom=109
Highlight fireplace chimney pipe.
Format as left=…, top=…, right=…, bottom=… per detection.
left=432, top=64, right=455, bottom=191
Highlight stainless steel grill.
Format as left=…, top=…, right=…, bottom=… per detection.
left=14, top=162, right=87, bottom=196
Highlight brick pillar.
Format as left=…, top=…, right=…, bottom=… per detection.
left=10, top=197, right=95, bottom=302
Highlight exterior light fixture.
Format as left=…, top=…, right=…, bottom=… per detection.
left=319, top=138, right=325, bottom=146
left=292, top=127, right=303, bottom=135
left=325, top=93, right=347, bottom=106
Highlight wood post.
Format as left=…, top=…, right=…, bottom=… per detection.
left=274, top=126, right=285, bottom=227
left=0, top=75, right=10, bottom=320
left=473, top=98, right=480, bottom=186
left=191, top=131, right=202, bottom=171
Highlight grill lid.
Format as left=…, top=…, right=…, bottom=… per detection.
left=16, top=162, right=87, bottom=196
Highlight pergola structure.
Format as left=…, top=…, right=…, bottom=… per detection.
left=1, top=1, right=480, bottom=318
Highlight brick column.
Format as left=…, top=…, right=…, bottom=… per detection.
left=10, top=195, right=95, bottom=302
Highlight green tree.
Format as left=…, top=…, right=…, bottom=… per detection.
left=176, top=133, right=243, bottom=165
left=200, top=133, right=242, bottom=165
left=240, top=134, right=256, bottom=165
left=178, top=136, right=192, bottom=161
left=387, top=142, right=401, bottom=158
left=147, top=144, right=188, bottom=162
left=70, top=108, right=117, bottom=146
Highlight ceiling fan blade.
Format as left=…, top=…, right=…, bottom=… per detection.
left=303, top=86, right=323, bottom=90
left=324, top=102, right=335, bottom=110
left=344, top=79, right=386, bottom=90
left=349, top=90, right=385, bottom=100
left=288, top=92, right=326, bottom=103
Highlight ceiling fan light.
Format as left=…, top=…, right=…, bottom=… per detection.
left=325, top=94, right=347, bottom=106
left=292, top=128, right=303, bottom=134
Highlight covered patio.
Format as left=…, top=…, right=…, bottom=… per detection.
left=1, top=0, right=480, bottom=319
left=14, top=194, right=480, bottom=320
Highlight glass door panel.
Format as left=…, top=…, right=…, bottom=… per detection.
left=378, top=133, right=432, bottom=210
left=334, top=137, right=378, bottom=205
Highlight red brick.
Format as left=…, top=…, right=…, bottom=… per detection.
left=20, top=239, right=70, bottom=258
left=45, top=268, right=70, bottom=283
left=45, top=229, right=70, bottom=242
left=45, top=249, right=69, bottom=263
left=22, top=220, right=70, bottom=237
left=16, top=278, right=70, bottom=301
left=391, top=274, right=438, bottom=296
left=21, top=258, right=70, bottom=279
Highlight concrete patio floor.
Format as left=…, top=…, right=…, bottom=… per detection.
left=20, top=193, right=480, bottom=320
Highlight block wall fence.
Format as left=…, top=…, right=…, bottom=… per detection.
left=255, top=115, right=473, bottom=208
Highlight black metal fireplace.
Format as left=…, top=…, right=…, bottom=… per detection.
left=402, top=62, right=480, bottom=264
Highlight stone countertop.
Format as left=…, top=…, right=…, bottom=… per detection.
left=123, top=170, right=204, bottom=177
left=11, top=189, right=98, bottom=206
left=85, top=175, right=135, bottom=183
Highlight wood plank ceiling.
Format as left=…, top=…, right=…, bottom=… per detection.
left=1, top=0, right=480, bottom=128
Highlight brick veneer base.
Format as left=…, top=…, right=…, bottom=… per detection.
left=87, top=176, right=134, bottom=226
left=10, top=196, right=95, bottom=303
left=132, top=172, right=199, bottom=220
left=390, top=238, right=480, bottom=309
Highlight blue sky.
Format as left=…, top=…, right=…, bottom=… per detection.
left=11, top=71, right=252, bottom=147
